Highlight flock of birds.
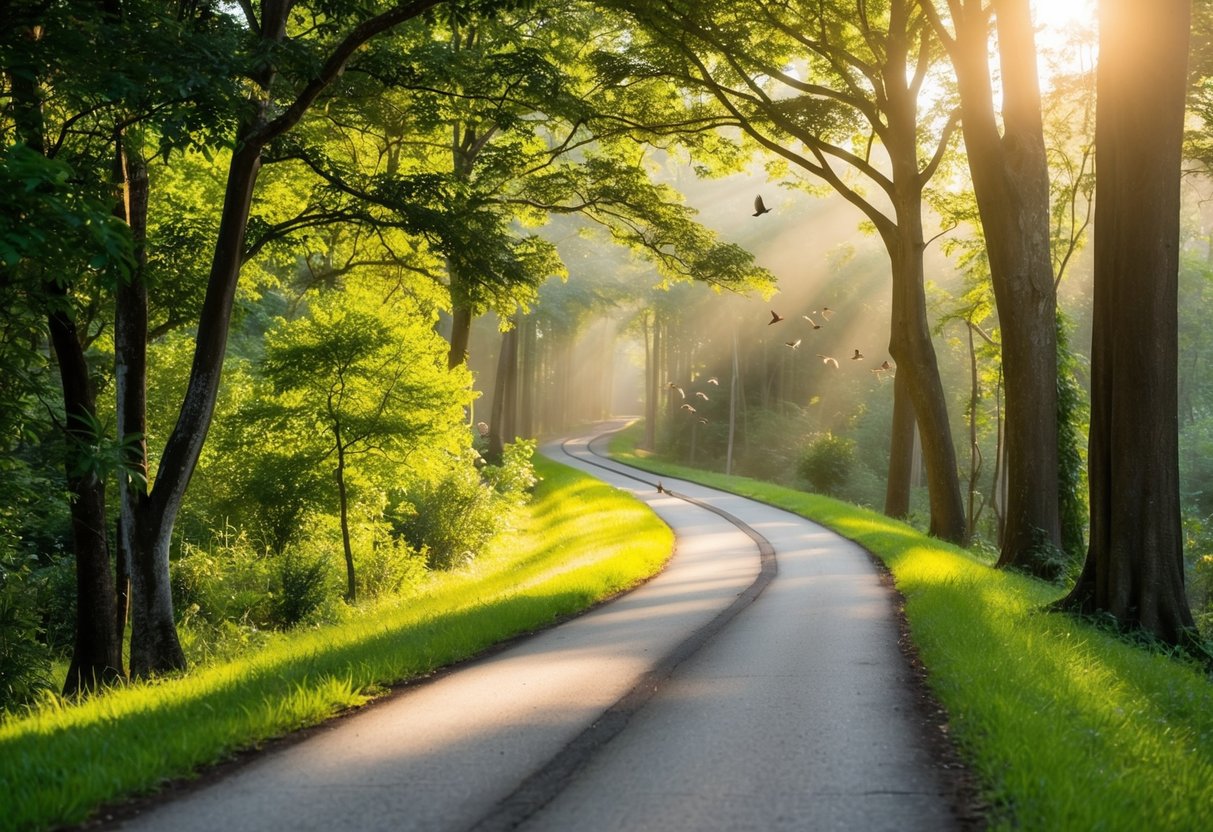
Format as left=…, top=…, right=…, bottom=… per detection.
left=665, top=194, right=897, bottom=429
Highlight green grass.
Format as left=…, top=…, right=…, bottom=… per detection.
left=609, top=424, right=1213, bottom=832
left=0, top=455, right=673, bottom=832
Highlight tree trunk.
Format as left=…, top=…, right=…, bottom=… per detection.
left=886, top=234, right=966, bottom=543
left=487, top=322, right=518, bottom=462
left=518, top=314, right=536, bottom=438
left=646, top=314, right=659, bottom=449
left=884, top=371, right=915, bottom=519
left=448, top=302, right=473, bottom=370
left=945, top=0, right=1060, bottom=572
left=114, top=135, right=149, bottom=648
left=49, top=298, right=123, bottom=696
left=335, top=431, right=356, bottom=603
left=10, top=18, right=122, bottom=694
left=1060, top=0, right=1195, bottom=645
left=881, top=14, right=966, bottom=543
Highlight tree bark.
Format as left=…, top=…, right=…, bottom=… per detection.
left=335, top=428, right=356, bottom=603
left=50, top=296, right=123, bottom=696
left=884, top=370, right=915, bottom=519
left=448, top=299, right=473, bottom=369
left=487, top=322, right=519, bottom=462
left=114, top=135, right=149, bottom=647
left=1060, top=0, right=1195, bottom=645
left=518, top=314, right=536, bottom=438
left=939, top=0, right=1060, bottom=572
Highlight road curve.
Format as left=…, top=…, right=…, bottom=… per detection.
left=111, top=421, right=961, bottom=832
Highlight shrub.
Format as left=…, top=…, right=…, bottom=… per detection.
left=0, top=564, right=53, bottom=713
left=355, top=530, right=426, bottom=601
left=796, top=432, right=857, bottom=497
left=171, top=528, right=274, bottom=629
left=480, top=438, right=538, bottom=507
left=390, top=453, right=501, bottom=570
left=272, top=547, right=336, bottom=628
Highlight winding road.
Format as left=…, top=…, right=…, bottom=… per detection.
left=114, top=422, right=964, bottom=831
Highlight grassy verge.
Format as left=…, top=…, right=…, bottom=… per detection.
left=0, top=455, right=673, bottom=832
left=609, top=424, right=1213, bottom=832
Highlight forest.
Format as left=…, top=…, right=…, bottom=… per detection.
left=1, top=0, right=1211, bottom=729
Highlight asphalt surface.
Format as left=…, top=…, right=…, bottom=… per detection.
left=113, top=422, right=963, bottom=832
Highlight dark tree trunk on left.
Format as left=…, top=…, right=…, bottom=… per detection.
left=1060, top=0, right=1195, bottom=645
left=50, top=295, right=123, bottom=695
left=8, top=17, right=122, bottom=694
left=123, top=0, right=448, bottom=677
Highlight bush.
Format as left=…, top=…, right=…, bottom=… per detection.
left=272, top=547, right=336, bottom=628
left=355, top=530, right=426, bottom=601
left=796, top=432, right=857, bottom=497
left=171, top=528, right=275, bottom=629
left=481, top=439, right=538, bottom=505
left=0, top=565, right=53, bottom=713
left=390, top=453, right=503, bottom=570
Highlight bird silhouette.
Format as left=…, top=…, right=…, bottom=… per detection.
left=706, top=377, right=719, bottom=385
left=657, top=481, right=665, bottom=494
left=851, top=349, right=864, bottom=360
left=802, top=314, right=822, bottom=330
left=768, top=310, right=785, bottom=325
left=879, top=360, right=893, bottom=371
left=681, top=403, right=697, bottom=412
left=817, top=354, right=839, bottom=368
left=695, top=391, right=709, bottom=400
left=668, top=382, right=685, bottom=399
left=753, top=194, right=772, bottom=216
left=785, top=339, right=801, bottom=349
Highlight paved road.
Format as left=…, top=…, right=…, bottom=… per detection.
left=115, top=423, right=962, bottom=832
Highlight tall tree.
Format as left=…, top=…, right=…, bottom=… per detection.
left=602, top=0, right=968, bottom=542
left=120, top=0, right=464, bottom=676
left=1059, top=0, right=1196, bottom=645
left=2, top=4, right=142, bottom=693
left=921, top=0, right=1061, bottom=573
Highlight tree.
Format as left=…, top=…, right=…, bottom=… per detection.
left=262, top=289, right=472, bottom=602
left=602, top=0, right=968, bottom=542
left=274, top=2, right=770, bottom=379
left=921, top=0, right=1061, bottom=573
left=1059, top=0, right=1196, bottom=645
left=1, top=5, right=149, bottom=693
left=118, top=0, right=470, bottom=677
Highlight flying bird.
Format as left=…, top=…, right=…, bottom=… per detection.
left=668, top=382, right=685, bottom=399
left=753, top=194, right=772, bottom=216
left=851, top=349, right=864, bottom=360
left=706, top=377, right=719, bottom=385
left=785, top=339, right=802, bottom=349
left=695, top=391, right=709, bottom=400
left=817, top=354, right=839, bottom=368
left=681, top=403, right=697, bottom=412
left=698, top=418, right=708, bottom=424
left=768, top=310, right=785, bottom=325
left=802, top=314, right=822, bottom=330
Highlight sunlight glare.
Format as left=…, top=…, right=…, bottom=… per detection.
left=1032, top=0, right=1095, bottom=32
